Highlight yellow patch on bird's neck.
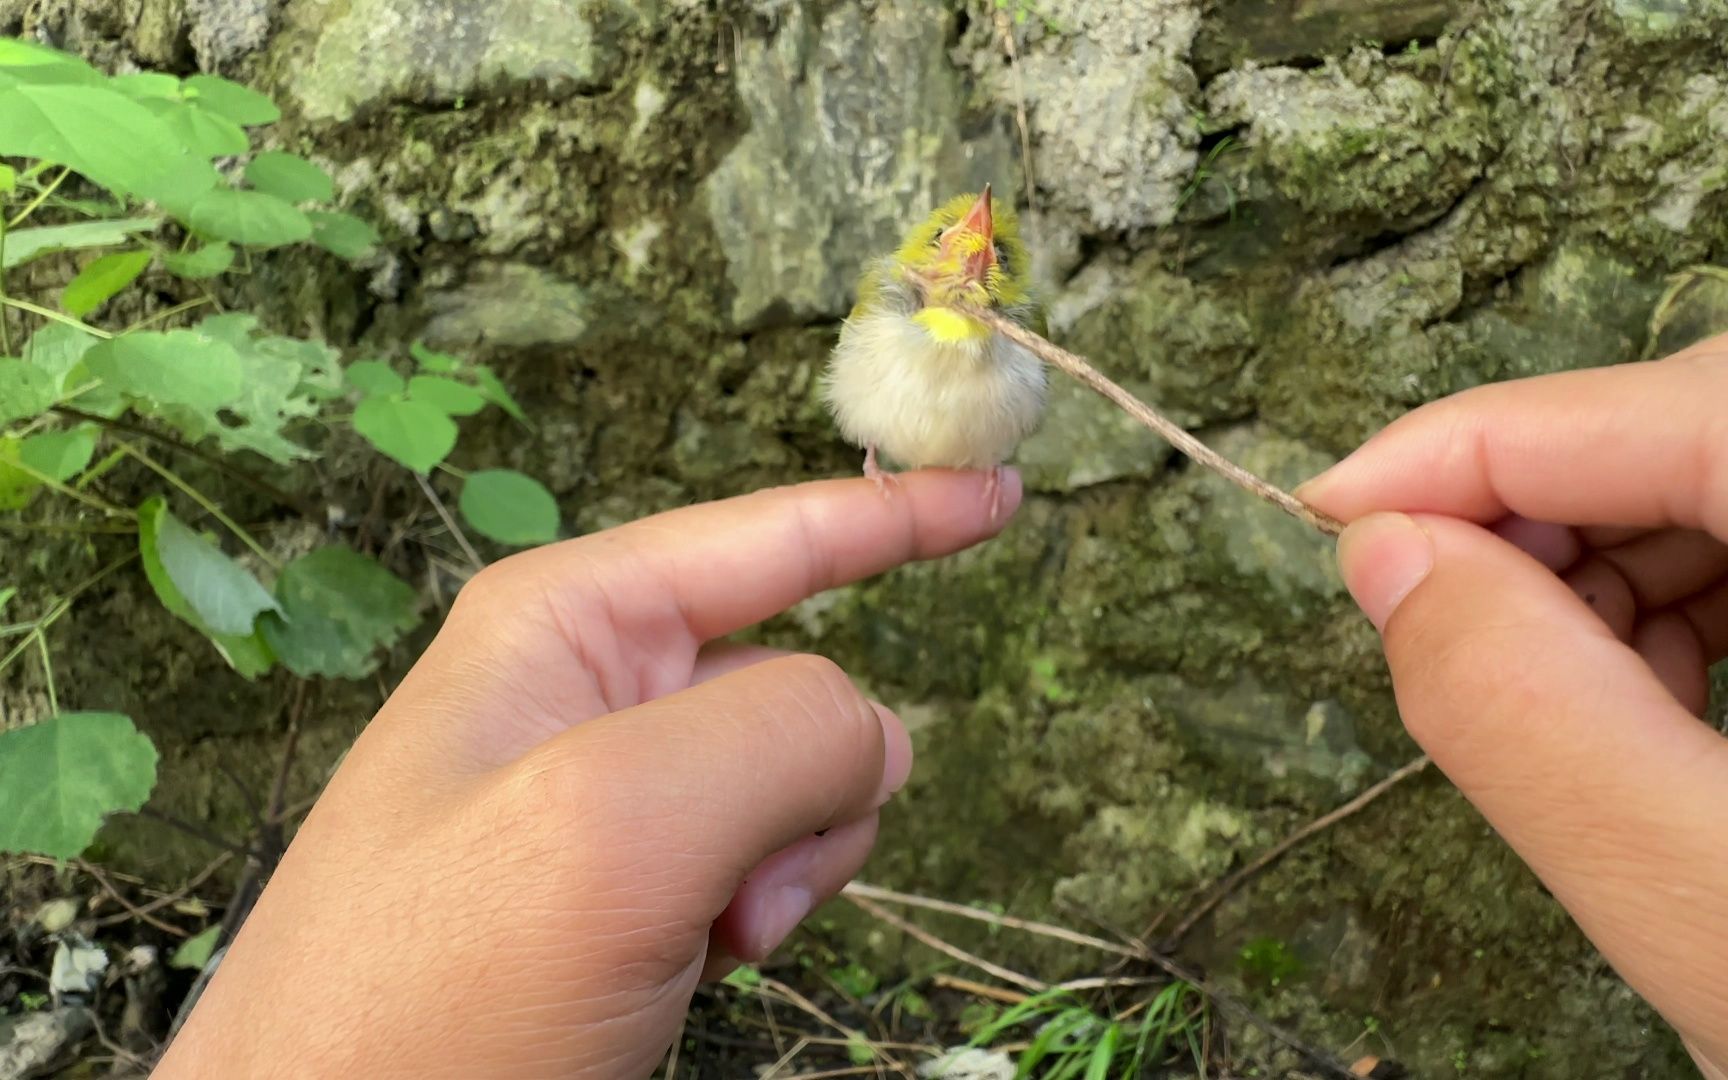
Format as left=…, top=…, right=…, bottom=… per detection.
left=913, top=306, right=992, bottom=343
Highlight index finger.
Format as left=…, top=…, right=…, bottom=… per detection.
left=499, top=467, right=1021, bottom=643
left=1297, top=340, right=1728, bottom=538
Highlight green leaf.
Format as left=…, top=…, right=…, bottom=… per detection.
left=19, top=427, right=96, bottom=481
left=62, top=250, right=151, bottom=317
left=0, top=438, right=41, bottom=509
left=139, top=97, right=250, bottom=158
left=0, top=40, right=102, bottom=87
left=306, top=210, right=379, bottom=259
left=352, top=396, right=457, bottom=473
left=138, top=498, right=280, bottom=636
left=258, top=546, right=418, bottom=679
left=407, top=374, right=486, bottom=416
left=473, top=365, right=528, bottom=425
left=0, top=358, right=56, bottom=424
left=0, top=85, right=219, bottom=211
left=163, top=242, right=235, bottom=280
left=137, top=498, right=273, bottom=677
left=0, top=163, right=14, bottom=194
left=109, top=72, right=183, bottom=100
left=214, top=331, right=336, bottom=463
left=245, top=151, right=333, bottom=204
left=186, top=188, right=312, bottom=248
left=459, top=470, right=559, bottom=547
left=409, top=342, right=462, bottom=373
left=0, top=712, right=158, bottom=859
left=344, top=359, right=404, bottom=397
left=184, top=74, right=280, bottom=126
left=0, top=585, right=14, bottom=615
left=84, top=330, right=243, bottom=413
left=24, top=322, right=99, bottom=392
left=3, top=217, right=160, bottom=270
left=170, top=925, right=220, bottom=971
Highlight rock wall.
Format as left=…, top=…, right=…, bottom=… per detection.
left=7, top=0, right=1726, bottom=1074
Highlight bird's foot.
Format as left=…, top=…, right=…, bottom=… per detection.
left=863, top=445, right=898, bottom=499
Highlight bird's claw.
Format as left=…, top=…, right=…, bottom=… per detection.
left=863, top=445, right=898, bottom=500
left=982, top=465, right=1005, bottom=523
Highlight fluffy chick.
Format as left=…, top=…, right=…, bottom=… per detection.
left=821, top=185, right=1046, bottom=517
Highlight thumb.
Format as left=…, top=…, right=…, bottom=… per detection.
left=1338, top=512, right=1728, bottom=1056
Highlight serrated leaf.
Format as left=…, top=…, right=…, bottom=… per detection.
left=407, top=374, right=486, bottom=416
left=83, top=330, right=243, bottom=413
left=409, top=341, right=462, bottom=373
left=62, top=249, right=151, bottom=317
left=0, top=85, right=219, bottom=211
left=139, top=498, right=280, bottom=636
left=459, top=470, right=559, bottom=546
left=186, top=188, right=311, bottom=248
left=137, top=97, right=249, bottom=158
left=169, top=925, right=220, bottom=971
left=352, top=396, right=457, bottom=473
left=306, top=210, right=378, bottom=259
left=215, top=332, right=335, bottom=463
left=19, top=427, right=96, bottom=481
left=344, top=359, right=403, bottom=397
left=3, top=217, right=160, bottom=270
left=184, top=74, right=280, bottom=126
left=473, top=365, right=528, bottom=425
left=258, top=546, right=418, bottom=679
left=0, top=712, right=158, bottom=859
left=245, top=151, right=333, bottom=204
left=0, top=358, right=56, bottom=424
left=163, top=242, right=235, bottom=279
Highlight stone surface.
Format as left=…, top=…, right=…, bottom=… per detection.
left=702, top=0, right=1016, bottom=326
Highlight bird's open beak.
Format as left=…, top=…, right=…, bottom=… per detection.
left=942, top=184, right=997, bottom=288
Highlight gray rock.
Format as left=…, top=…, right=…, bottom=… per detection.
left=184, top=0, right=273, bottom=69
left=702, top=0, right=1016, bottom=326
left=282, top=0, right=633, bottom=121
left=420, top=263, right=590, bottom=349
left=0, top=1007, right=92, bottom=1080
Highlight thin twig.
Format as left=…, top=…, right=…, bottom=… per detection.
left=931, top=973, right=1028, bottom=1005
left=947, top=297, right=1344, bottom=537
left=1162, top=754, right=1432, bottom=945
left=120, top=442, right=281, bottom=569
left=844, top=891, right=1046, bottom=993
left=95, top=851, right=234, bottom=927
left=76, top=859, right=189, bottom=938
left=844, top=882, right=1359, bottom=1080
left=53, top=405, right=321, bottom=522
left=414, top=472, right=484, bottom=571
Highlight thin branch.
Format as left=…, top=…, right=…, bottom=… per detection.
left=122, top=297, right=213, bottom=334
left=946, top=296, right=1345, bottom=537
left=1162, top=754, right=1433, bottom=945
left=53, top=405, right=321, bottom=522
left=845, top=890, right=1046, bottom=994
left=0, top=296, right=113, bottom=338
left=414, top=472, right=484, bottom=571
left=6, top=166, right=70, bottom=228
left=95, top=851, right=234, bottom=927
left=120, top=442, right=281, bottom=570
left=76, top=858, right=190, bottom=938
left=845, top=882, right=1138, bottom=960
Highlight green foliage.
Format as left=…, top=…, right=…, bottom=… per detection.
left=962, top=983, right=1206, bottom=1079
left=170, top=925, right=220, bottom=970
left=1238, top=935, right=1302, bottom=986
left=259, top=546, right=419, bottom=679
left=0, top=36, right=561, bottom=860
left=0, top=712, right=158, bottom=859
left=459, top=469, right=560, bottom=546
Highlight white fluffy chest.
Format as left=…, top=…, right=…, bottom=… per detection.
left=822, top=309, right=1048, bottom=471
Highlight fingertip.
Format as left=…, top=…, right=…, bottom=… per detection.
left=873, top=702, right=913, bottom=806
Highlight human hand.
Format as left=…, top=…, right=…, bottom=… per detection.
left=1299, top=341, right=1728, bottom=1076
left=150, top=470, right=1021, bottom=1080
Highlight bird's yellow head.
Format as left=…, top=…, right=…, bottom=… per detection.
left=884, top=185, right=1033, bottom=343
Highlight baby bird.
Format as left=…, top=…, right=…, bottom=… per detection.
left=821, top=185, right=1046, bottom=519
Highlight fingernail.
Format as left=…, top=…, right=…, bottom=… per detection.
left=873, top=703, right=913, bottom=806
left=1337, top=512, right=1434, bottom=632
left=754, top=884, right=814, bottom=958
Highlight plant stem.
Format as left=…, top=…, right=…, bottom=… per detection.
left=7, top=457, right=136, bottom=519
left=0, top=296, right=113, bottom=338
left=6, top=167, right=70, bottom=229
left=0, top=211, right=11, bottom=355
left=949, top=297, right=1345, bottom=537
left=119, top=442, right=281, bottom=570
left=35, top=632, right=57, bottom=714
left=0, top=551, right=137, bottom=678
left=414, top=472, right=484, bottom=571
left=53, top=405, right=322, bottom=522
left=122, top=297, right=213, bottom=334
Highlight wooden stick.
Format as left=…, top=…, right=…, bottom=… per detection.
left=952, top=299, right=1346, bottom=537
